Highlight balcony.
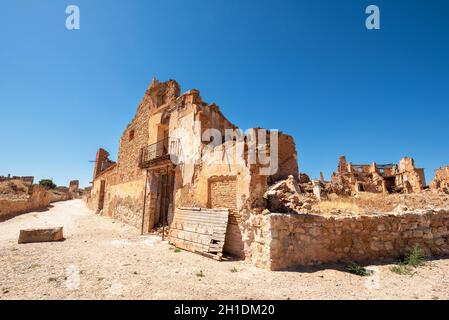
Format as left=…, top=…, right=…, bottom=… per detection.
left=139, top=137, right=180, bottom=168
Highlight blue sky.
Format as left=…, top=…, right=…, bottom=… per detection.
left=1, top=0, right=448, bottom=188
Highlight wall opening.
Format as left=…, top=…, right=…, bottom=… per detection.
left=146, top=170, right=175, bottom=234
left=98, top=180, right=106, bottom=210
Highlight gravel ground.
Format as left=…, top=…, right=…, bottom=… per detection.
left=1, top=200, right=449, bottom=300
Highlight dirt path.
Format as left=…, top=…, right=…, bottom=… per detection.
left=1, top=200, right=448, bottom=300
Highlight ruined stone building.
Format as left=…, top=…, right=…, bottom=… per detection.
left=431, top=166, right=449, bottom=194
left=69, top=180, right=80, bottom=198
left=331, top=156, right=426, bottom=194
left=87, top=78, right=298, bottom=261
left=85, top=78, right=449, bottom=270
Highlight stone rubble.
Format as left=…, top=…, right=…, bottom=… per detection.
left=264, top=175, right=317, bottom=213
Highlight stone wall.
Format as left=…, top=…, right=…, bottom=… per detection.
left=0, top=185, right=51, bottom=221
left=264, top=209, right=449, bottom=270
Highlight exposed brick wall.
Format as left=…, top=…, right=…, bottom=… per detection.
left=116, top=102, right=150, bottom=183
left=208, top=176, right=237, bottom=210
left=208, top=176, right=244, bottom=257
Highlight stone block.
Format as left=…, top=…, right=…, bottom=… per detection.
left=18, top=227, right=64, bottom=244
left=412, top=230, right=424, bottom=238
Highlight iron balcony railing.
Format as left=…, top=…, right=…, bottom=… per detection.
left=139, top=137, right=180, bottom=167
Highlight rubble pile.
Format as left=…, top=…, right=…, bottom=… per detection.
left=264, top=175, right=317, bottom=213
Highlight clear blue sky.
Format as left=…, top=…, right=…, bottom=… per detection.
left=1, top=0, right=448, bottom=188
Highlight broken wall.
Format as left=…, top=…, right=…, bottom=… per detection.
left=0, top=185, right=51, bottom=220
left=263, top=210, right=449, bottom=270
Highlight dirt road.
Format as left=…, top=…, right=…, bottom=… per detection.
left=1, top=200, right=448, bottom=300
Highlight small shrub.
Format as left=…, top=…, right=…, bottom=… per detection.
left=346, top=262, right=373, bottom=277
left=390, top=265, right=413, bottom=275
left=230, top=267, right=238, bottom=273
left=39, top=179, right=56, bottom=189
left=390, top=245, right=425, bottom=275
left=174, top=248, right=181, bottom=253
left=403, top=245, right=425, bottom=267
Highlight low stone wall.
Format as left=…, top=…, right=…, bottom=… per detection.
left=266, top=209, right=449, bottom=270
left=0, top=186, right=51, bottom=221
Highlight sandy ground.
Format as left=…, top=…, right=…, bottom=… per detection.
left=1, top=200, right=449, bottom=300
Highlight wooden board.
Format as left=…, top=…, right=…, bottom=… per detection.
left=168, top=207, right=230, bottom=260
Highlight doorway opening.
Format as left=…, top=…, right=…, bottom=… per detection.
left=98, top=180, right=106, bottom=211
left=144, top=170, right=175, bottom=237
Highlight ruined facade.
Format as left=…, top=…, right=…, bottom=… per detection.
left=430, top=166, right=449, bottom=194
left=87, top=78, right=298, bottom=260
left=331, top=156, right=426, bottom=194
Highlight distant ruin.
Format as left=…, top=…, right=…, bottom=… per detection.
left=331, top=156, right=426, bottom=194
left=430, top=166, right=449, bottom=194
left=0, top=175, right=34, bottom=186
left=0, top=176, right=50, bottom=220
left=0, top=175, right=83, bottom=220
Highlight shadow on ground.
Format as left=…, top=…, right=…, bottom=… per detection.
left=0, top=205, right=54, bottom=223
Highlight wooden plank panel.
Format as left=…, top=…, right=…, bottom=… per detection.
left=168, top=207, right=230, bottom=260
